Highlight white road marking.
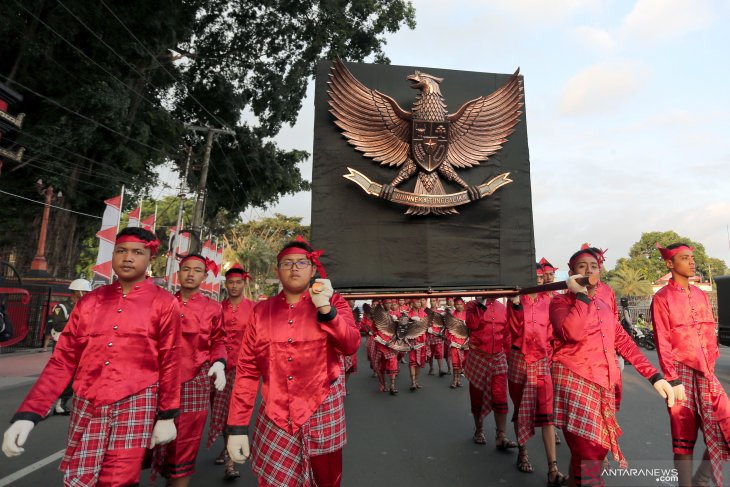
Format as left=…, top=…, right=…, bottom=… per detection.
left=0, top=449, right=65, bottom=486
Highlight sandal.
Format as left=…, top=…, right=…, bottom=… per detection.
left=214, top=447, right=228, bottom=465
left=473, top=429, right=487, bottom=445
left=410, top=384, right=417, bottom=391
left=516, top=447, right=533, bottom=473
left=547, top=460, right=567, bottom=486
left=692, top=464, right=713, bottom=487
left=390, top=387, right=398, bottom=395
left=223, top=460, right=241, bottom=480
left=495, top=431, right=518, bottom=450
left=450, top=380, right=458, bottom=389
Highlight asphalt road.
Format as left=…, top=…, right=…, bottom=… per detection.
left=2, top=343, right=730, bottom=486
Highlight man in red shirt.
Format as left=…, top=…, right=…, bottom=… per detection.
left=2, top=227, right=181, bottom=486
left=445, top=297, right=468, bottom=388
left=152, top=253, right=227, bottom=486
left=464, top=296, right=516, bottom=448
left=226, top=237, right=360, bottom=487
left=652, top=243, right=730, bottom=487
left=207, top=263, right=255, bottom=479
left=551, top=246, right=674, bottom=487
left=507, top=263, right=566, bottom=485
left=408, top=299, right=428, bottom=391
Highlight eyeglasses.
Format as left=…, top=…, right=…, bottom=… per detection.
left=278, top=260, right=312, bottom=270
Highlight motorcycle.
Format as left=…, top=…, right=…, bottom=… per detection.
left=641, top=329, right=655, bottom=351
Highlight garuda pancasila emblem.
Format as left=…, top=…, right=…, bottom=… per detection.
left=371, top=304, right=428, bottom=352
left=328, top=59, right=524, bottom=215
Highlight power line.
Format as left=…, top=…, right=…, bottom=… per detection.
left=0, top=189, right=102, bottom=219
left=0, top=73, right=173, bottom=159
left=98, top=0, right=232, bottom=131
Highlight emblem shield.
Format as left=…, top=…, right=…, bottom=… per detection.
left=411, top=120, right=449, bottom=172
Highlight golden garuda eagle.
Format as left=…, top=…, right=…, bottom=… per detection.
left=327, top=59, right=524, bottom=215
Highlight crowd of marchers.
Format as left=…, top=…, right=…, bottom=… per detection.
left=2, top=228, right=728, bottom=487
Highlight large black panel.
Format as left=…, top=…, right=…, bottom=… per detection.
left=311, top=61, right=535, bottom=292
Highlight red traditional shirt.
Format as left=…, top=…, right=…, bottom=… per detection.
left=13, top=279, right=181, bottom=422
left=465, top=299, right=510, bottom=354
left=651, top=279, right=718, bottom=382
left=508, top=293, right=553, bottom=363
left=221, top=297, right=255, bottom=371
left=175, top=291, right=226, bottom=383
left=550, top=292, right=661, bottom=389
left=227, top=292, right=360, bottom=435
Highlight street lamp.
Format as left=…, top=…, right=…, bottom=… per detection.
left=30, top=179, right=62, bottom=274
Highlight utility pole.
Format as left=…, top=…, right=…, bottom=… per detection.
left=185, top=125, right=235, bottom=252
left=168, top=146, right=192, bottom=291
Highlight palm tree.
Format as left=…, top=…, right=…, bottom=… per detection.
left=608, top=267, right=653, bottom=296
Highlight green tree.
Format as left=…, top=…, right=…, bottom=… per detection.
left=608, top=267, right=653, bottom=297
left=223, top=214, right=310, bottom=297
left=0, top=0, right=416, bottom=277
left=607, top=231, right=728, bottom=291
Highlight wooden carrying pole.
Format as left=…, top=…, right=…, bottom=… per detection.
left=334, top=275, right=599, bottom=300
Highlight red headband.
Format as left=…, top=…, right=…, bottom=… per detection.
left=656, top=243, right=694, bottom=261
left=115, top=234, right=160, bottom=256
left=536, top=267, right=544, bottom=276
left=539, top=257, right=557, bottom=272
left=277, top=236, right=327, bottom=278
left=225, top=264, right=251, bottom=280
left=568, top=243, right=607, bottom=270
left=180, top=255, right=220, bottom=276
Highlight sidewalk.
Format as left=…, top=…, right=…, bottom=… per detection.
left=0, top=349, right=51, bottom=390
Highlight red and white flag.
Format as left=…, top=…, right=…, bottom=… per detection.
left=93, top=194, right=122, bottom=283
left=127, top=206, right=141, bottom=227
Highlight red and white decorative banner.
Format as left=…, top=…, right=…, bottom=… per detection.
left=127, top=206, right=141, bottom=227
left=92, top=193, right=122, bottom=284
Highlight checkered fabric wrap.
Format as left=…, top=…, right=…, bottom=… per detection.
left=674, top=361, right=730, bottom=486
left=409, top=343, right=427, bottom=367
left=151, top=364, right=210, bottom=480
left=207, top=367, right=237, bottom=448
left=251, top=374, right=347, bottom=487
left=426, top=332, right=444, bottom=360
left=366, top=336, right=377, bottom=368
left=508, top=348, right=551, bottom=445
left=180, top=362, right=211, bottom=413
left=60, top=385, right=157, bottom=486
left=374, top=344, right=398, bottom=375
left=449, top=345, right=465, bottom=369
left=343, top=353, right=357, bottom=373
left=464, top=349, right=508, bottom=421
left=552, top=361, right=626, bottom=468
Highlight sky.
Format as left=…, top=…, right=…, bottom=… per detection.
left=202, top=0, right=730, bottom=271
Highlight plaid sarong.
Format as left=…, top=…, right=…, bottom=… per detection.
left=343, top=354, right=357, bottom=373
left=207, top=367, right=236, bottom=448
left=464, top=349, right=508, bottom=421
left=508, top=348, right=552, bottom=445
left=366, top=336, right=377, bottom=368
left=251, top=374, right=347, bottom=487
left=152, top=364, right=210, bottom=479
left=374, top=344, right=398, bottom=374
left=552, top=362, right=626, bottom=468
left=674, top=361, right=730, bottom=486
left=61, top=385, right=157, bottom=486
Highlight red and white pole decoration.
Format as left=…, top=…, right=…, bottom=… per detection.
left=92, top=189, right=123, bottom=284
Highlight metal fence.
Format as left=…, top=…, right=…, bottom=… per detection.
left=0, top=284, right=52, bottom=353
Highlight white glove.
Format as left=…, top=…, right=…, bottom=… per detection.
left=566, top=274, right=588, bottom=294
left=149, top=419, right=177, bottom=448
left=310, top=279, right=334, bottom=309
left=2, top=420, right=34, bottom=457
left=654, top=379, right=676, bottom=408
left=509, top=295, right=520, bottom=305
left=411, top=315, right=421, bottom=321
left=208, top=361, right=227, bottom=392
left=227, top=434, right=250, bottom=463
left=672, top=383, right=687, bottom=402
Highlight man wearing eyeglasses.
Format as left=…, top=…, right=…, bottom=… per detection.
left=226, top=238, right=360, bottom=487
